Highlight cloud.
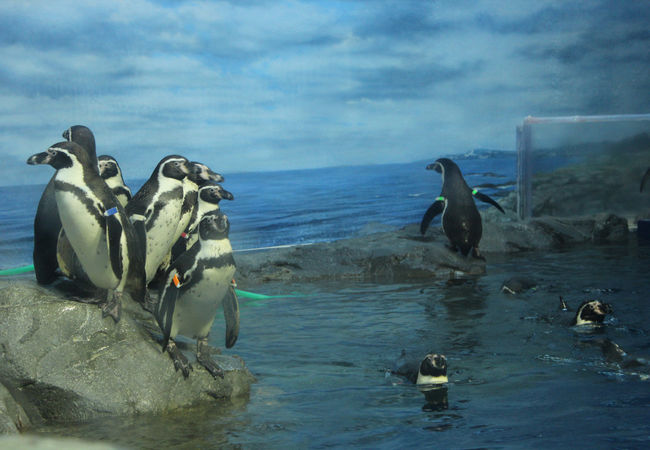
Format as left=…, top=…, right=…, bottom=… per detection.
left=0, top=0, right=648, bottom=186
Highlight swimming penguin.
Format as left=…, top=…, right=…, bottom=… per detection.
left=641, top=168, right=650, bottom=192
left=155, top=210, right=239, bottom=378
left=172, top=182, right=234, bottom=260
left=570, top=300, right=613, bottom=326
left=392, top=351, right=448, bottom=385
left=125, top=155, right=190, bottom=284
left=501, top=277, right=537, bottom=294
left=98, top=155, right=131, bottom=207
left=27, top=141, right=146, bottom=321
left=420, top=158, right=505, bottom=259
left=32, top=125, right=97, bottom=284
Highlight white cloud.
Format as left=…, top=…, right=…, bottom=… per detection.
left=0, top=0, right=648, bottom=186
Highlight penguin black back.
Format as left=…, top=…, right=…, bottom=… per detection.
left=420, top=157, right=504, bottom=258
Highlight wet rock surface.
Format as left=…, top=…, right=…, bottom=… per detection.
left=0, top=281, right=254, bottom=430
left=234, top=212, right=633, bottom=284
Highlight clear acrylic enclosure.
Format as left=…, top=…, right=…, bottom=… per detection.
left=516, top=114, right=650, bottom=220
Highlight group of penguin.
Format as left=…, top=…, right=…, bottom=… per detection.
left=26, top=128, right=627, bottom=386
left=27, top=125, right=237, bottom=379
left=396, top=157, right=620, bottom=390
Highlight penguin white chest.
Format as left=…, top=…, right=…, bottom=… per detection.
left=55, top=189, right=120, bottom=289
left=171, top=265, right=235, bottom=339
left=145, top=197, right=184, bottom=279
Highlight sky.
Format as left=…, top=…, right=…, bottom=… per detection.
left=1, top=0, right=649, bottom=186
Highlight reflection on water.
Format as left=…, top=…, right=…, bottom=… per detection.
left=29, top=240, right=650, bottom=448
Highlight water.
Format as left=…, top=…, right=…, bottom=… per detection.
left=3, top=155, right=650, bottom=447
left=0, top=154, right=514, bottom=267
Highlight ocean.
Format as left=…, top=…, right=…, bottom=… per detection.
left=3, top=153, right=650, bottom=448
left=0, top=153, right=516, bottom=267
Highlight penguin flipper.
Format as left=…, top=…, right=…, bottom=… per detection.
left=105, top=211, right=124, bottom=279
left=641, top=168, right=650, bottom=192
left=223, top=285, right=240, bottom=349
left=420, top=200, right=445, bottom=235
left=473, top=191, right=505, bottom=214
left=33, top=178, right=61, bottom=284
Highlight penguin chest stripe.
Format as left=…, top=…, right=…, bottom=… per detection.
left=54, top=180, right=104, bottom=224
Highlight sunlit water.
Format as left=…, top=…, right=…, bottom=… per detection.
left=29, top=241, right=650, bottom=448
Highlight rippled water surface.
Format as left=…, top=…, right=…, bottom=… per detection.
left=31, top=240, right=650, bottom=448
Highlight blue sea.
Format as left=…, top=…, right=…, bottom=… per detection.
left=0, top=153, right=516, bottom=267
left=3, top=153, right=650, bottom=449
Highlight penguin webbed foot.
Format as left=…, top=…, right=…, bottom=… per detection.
left=166, top=340, right=193, bottom=378
left=141, top=291, right=158, bottom=313
left=101, top=291, right=122, bottom=323
left=197, top=338, right=224, bottom=379
left=471, top=247, right=486, bottom=261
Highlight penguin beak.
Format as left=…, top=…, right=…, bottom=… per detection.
left=27, top=151, right=53, bottom=166
left=219, top=188, right=234, bottom=201
left=207, top=169, right=224, bottom=183
left=426, top=162, right=442, bottom=173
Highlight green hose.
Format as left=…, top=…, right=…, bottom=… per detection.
left=0, top=264, right=303, bottom=300
left=0, top=264, right=35, bottom=275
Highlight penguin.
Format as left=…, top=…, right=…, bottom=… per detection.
left=641, top=168, right=650, bottom=192
left=125, top=155, right=190, bottom=284
left=420, top=158, right=505, bottom=259
left=98, top=155, right=131, bottom=207
left=392, top=351, right=448, bottom=385
left=501, top=277, right=537, bottom=294
left=32, top=125, right=97, bottom=284
left=173, top=182, right=234, bottom=260
left=155, top=210, right=239, bottom=379
left=570, top=300, right=613, bottom=326
left=164, top=162, right=224, bottom=271
left=27, top=141, right=146, bottom=322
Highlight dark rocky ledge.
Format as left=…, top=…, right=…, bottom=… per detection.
left=0, top=281, right=255, bottom=433
left=233, top=212, right=632, bottom=285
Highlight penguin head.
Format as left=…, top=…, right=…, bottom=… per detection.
left=27, top=141, right=89, bottom=170
left=426, top=158, right=461, bottom=185
left=416, top=353, right=448, bottom=385
left=62, top=125, right=97, bottom=167
left=199, top=183, right=234, bottom=204
left=571, top=300, right=613, bottom=326
left=199, top=210, right=230, bottom=240
left=98, top=155, right=121, bottom=180
left=188, top=161, right=224, bottom=185
left=158, top=155, right=190, bottom=181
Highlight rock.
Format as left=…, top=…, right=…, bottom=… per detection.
left=235, top=224, right=486, bottom=284
left=0, top=382, right=29, bottom=434
left=591, top=213, right=629, bottom=243
left=233, top=212, right=632, bottom=284
left=0, top=435, right=121, bottom=450
left=0, top=281, right=255, bottom=425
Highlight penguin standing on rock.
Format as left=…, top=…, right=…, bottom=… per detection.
left=98, top=155, right=131, bottom=207
left=125, top=155, right=190, bottom=284
left=420, top=158, right=505, bottom=259
left=27, top=141, right=146, bottom=322
left=163, top=162, right=224, bottom=272
left=32, top=125, right=97, bottom=284
left=173, top=182, right=234, bottom=261
left=155, top=210, right=239, bottom=379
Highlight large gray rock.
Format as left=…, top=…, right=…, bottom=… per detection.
left=234, top=212, right=631, bottom=284
left=0, top=281, right=255, bottom=426
left=235, top=224, right=486, bottom=284
left=0, top=383, right=29, bottom=434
